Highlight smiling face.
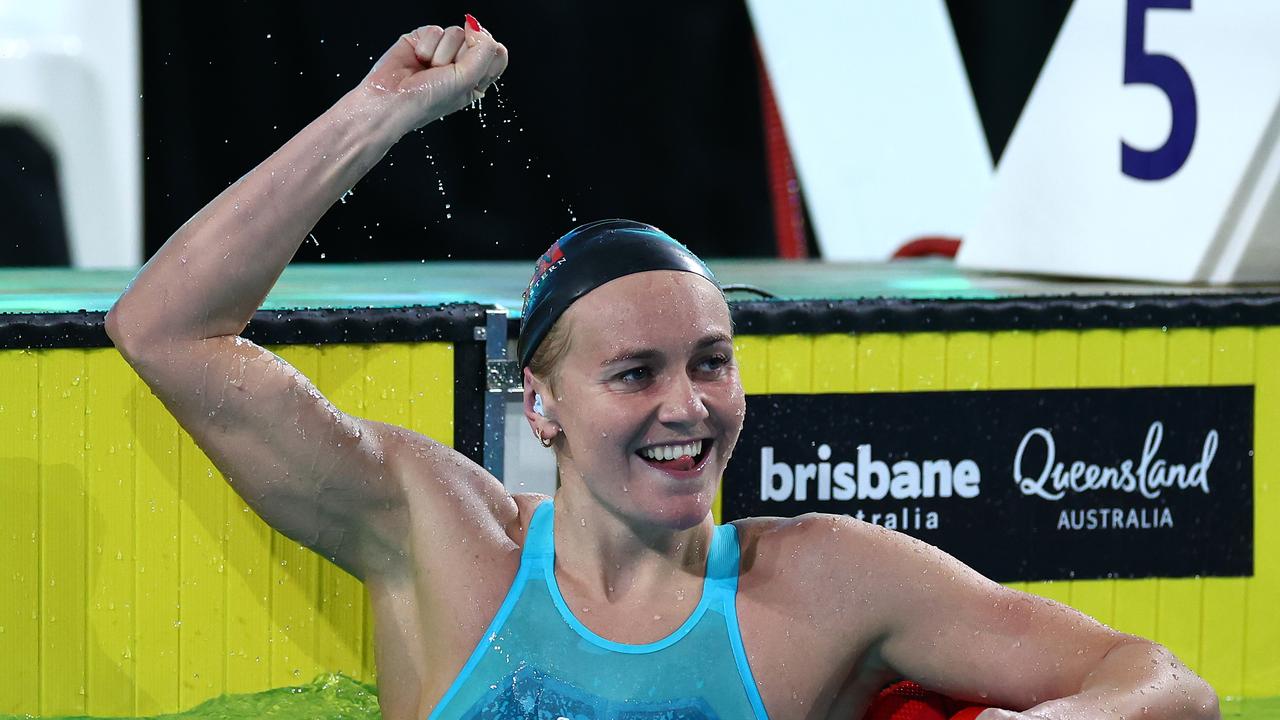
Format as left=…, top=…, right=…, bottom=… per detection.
left=528, top=270, right=746, bottom=530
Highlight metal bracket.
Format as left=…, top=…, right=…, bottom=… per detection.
left=486, top=358, right=523, bottom=393
left=480, top=309, right=515, bottom=482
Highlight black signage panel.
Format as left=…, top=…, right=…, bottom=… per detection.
left=723, top=387, right=1253, bottom=582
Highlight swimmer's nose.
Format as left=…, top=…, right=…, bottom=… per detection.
left=657, top=373, right=709, bottom=426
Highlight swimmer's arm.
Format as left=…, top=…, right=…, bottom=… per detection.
left=105, top=23, right=507, bottom=580
left=826, top=520, right=1219, bottom=719
left=107, top=335, right=408, bottom=579
left=107, top=23, right=504, bottom=347
left=1009, top=641, right=1221, bottom=720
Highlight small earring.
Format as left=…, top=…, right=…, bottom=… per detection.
left=535, top=427, right=554, bottom=448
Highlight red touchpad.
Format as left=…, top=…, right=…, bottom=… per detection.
left=861, top=681, right=994, bottom=720
left=863, top=681, right=948, bottom=720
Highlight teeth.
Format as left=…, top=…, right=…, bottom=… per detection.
left=642, top=440, right=703, bottom=461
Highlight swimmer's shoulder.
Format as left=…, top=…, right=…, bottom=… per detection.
left=380, top=425, right=555, bottom=552
left=730, top=511, right=925, bottom=594
left=729, top=513, right=915, bottom=660
left=730, top=511, right=902, bottom=556
left=733, top=511, right=989, bottom=627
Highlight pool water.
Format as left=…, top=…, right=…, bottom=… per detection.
left=1, top=675, right=379, bottom=720
left=1223, top=696, right=1280, bottom=720
left=0, top=676, right=1273, bottom=719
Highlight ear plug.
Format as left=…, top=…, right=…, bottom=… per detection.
left=533, top=393, right=545, bottom=416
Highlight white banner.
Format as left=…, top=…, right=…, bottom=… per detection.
left=958, top=0, right=1280, bottom=283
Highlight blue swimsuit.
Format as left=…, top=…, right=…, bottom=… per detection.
left=428, top=500, right=770, bottom=719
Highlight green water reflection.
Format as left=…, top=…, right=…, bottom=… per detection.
left=3, top=674, right=378, bottom=720
left=0, top=674, right=1271, bottom=719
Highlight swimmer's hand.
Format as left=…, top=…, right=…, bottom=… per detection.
left=360, top=16, right=507, bottom=135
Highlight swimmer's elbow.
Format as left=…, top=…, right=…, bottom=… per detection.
left=103, top=303, right=137, bottom=356
left=1091, top=637, right=1220, bottom=720
left=105, top=300, right=171, bottom=363
left=1149, top=641, right=1221, bottom=720
left=1193, top=684, right=1222, bottom=720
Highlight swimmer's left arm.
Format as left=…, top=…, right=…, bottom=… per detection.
left=823, top=519, right=1220, bottom=719
left=994, top=641, right=1220, bottom=720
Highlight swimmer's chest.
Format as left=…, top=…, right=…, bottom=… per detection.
left=398, top=506, right=878, bottom=719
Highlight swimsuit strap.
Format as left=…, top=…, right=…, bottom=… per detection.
left=704, top=523, right=742, bottom=602
left=520, top=499, right=556, bottom=566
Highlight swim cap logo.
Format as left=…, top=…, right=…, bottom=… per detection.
left=534, top=243, right=565, bottom=279
left=523, top=242, right=566, bottom=309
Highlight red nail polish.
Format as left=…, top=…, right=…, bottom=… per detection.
left=465, top=14, right=482, bottom=32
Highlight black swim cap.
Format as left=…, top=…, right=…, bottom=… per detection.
left=518, top=219, right=718, bottom=369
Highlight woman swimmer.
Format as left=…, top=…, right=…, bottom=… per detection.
left=106, top=16, right=1219, bottom=720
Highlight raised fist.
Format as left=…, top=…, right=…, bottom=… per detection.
left=360, top=15, right=508, bottom=134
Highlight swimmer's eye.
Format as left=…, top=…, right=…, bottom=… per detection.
left=697, top=353, right=731, bottom=373
left=615, top=366, right=651, bottom=384
left=614, top=354, right=729, bottom=384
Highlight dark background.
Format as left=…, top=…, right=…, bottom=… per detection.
left=2, top=0, right=1072, bottom=266
left=727, top=387, right=1253, bottom=582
